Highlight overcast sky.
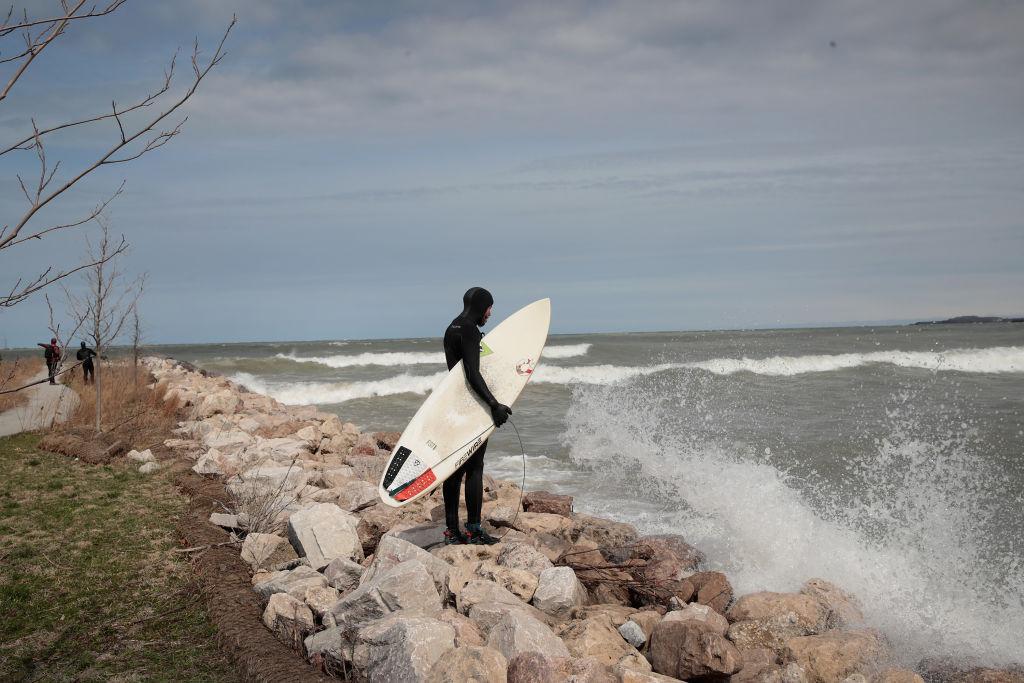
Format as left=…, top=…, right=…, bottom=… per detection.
left=2, top=0, right=1022, bottom=346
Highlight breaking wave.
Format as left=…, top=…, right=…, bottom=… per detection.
left=231, top=371, right=445, bottom=405
left=689, top=346, right=1024, bottom=376
left=564, top=373, right=1024, bottom=666
left=276, top=343, right=592, bottom=369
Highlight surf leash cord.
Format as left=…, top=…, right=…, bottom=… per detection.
left=494, top=416, right=528, bottom=540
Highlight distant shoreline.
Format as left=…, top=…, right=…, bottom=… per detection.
left=913, top=315, right=1024, bottom=326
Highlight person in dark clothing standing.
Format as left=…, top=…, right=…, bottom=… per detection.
left=77, top=341, right=97, bottom=385
left=441, top=287, right=513, bottom=545
left=37, top=338, right=61, bottom=385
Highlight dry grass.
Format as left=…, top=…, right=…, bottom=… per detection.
left=0, top=357, right=45, bottom=412
left=59, top=361, right=181, bottom=448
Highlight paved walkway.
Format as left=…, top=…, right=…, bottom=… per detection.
left=0, top=371, right=80, bottom=437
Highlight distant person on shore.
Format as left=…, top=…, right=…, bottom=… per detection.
left=77, top=342, right=97, bottom=385
left=441, top=286, right=512, bottom=545
left=37, top=338, right=61, bottom=385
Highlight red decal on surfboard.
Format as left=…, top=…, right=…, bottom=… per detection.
left=394, top=469, right=437, bottom=501
left=515, top=358, right=534, bottom=376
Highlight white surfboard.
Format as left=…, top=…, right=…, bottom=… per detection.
left=378, top=298, right=551, bottom=507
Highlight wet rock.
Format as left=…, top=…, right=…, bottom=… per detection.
left=353, top=611, right=456, bottom=682
left=324, top=556, right=364, bottom=594
left=572, top=514, right=639, bottom=549
left=286, top=502, right=362, bottom=569
left=784, top=630, right=891, bottom=683
left=532, top=566, right=587, bottom=617
left=872, top=670, right=925, bottom=683
left=727, top=615, right=816, bottom=656
left=664, top=603, right=729, bottom=636
left=391, top=521, right=448, bottom=549
left=498, top=543, right=556, bottom=577
left=627, top=534, right=704, bottom=568
left=523, top=491, right=574, bottom=517
left=650, top=619, right=742, bottom=681
left=487, top=609, right=570, bottom=662
left=690, top=571, right=733, bottom=614
left=727, top=592, right=828, bottom=633
left=427, top=645, right=508, bottom=682
left=799, top=579, right=864, bottom=629
left=262, top=592, right=314, bottom=648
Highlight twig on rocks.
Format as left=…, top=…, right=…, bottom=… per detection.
left=172, top=540, right=238, bottom=554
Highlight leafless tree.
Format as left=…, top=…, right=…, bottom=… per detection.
left=0, top=1, right=235, bottom=309
left=130, top=301, right=143, bottom=384
left=65, top=216, right=143, bottom=432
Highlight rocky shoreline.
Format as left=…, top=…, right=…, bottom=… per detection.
left=142, top=356, right=1021, bottom=683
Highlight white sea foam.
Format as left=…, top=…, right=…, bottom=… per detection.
left=565, top=377, right=1024, bottom=666
left=542, top=343, right=592, bottom=359
left=532, top=363, right=680, bottom=385
left=690, top=346, right=1024, bottom=376
left=231, top=371, right=445, bottom=405
left=276, top=351, right=446, bottom=368
left=276, top=343, right=591, bottom=369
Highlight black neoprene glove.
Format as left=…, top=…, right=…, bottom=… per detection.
left=490, top=402, right=512, bottom=428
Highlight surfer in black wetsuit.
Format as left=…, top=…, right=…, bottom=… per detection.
left=442, top=287, right=512, bottom=545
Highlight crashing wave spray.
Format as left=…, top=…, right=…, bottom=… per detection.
left=564, top=370, right=1024, bottom=666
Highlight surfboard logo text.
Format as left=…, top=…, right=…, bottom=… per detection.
left=515, top=358, right=534, bottom=376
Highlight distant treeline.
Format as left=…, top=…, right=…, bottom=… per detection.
left=914, top=315, right=1024, bottom=325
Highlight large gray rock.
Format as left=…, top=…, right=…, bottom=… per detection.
left=664, top=602, right=729, bottom=635
left=497, top=543, right=555, bottom=578
left=286, top=502, right=362, bottom=569
left=427, top=645, right=508, bottom=682
left=365, top=535, right=451, bottom=597
left=649, top=619, right=742, bottom=680
left=352, top=611, right=456, bottom=683
left=241, top=532, right=289, bottom=572
left=333, top=480, right=379, bottom=512
left=619, top=620, right=647, bottom=649
left=457, top=579, right=527, bottom=615
left=487, top=609, right=570, bottom=662
left=262, top=592, right=315, bottom=648
left=331, top=560, right=442, bottom=631
left=304, top=625, right=349, bottom=673
left=532, top=566, right=586, bottom=617
left=324, top=556, right=364, bottom=595
left=253, top=436, right=310, bottom=460
left=253, top=564, right=329, bottom=601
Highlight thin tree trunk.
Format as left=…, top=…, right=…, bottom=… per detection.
left=94, top=355, right=102, bottom=433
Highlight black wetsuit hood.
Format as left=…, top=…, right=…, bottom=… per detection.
left=461, top=287, right=493, bottom=327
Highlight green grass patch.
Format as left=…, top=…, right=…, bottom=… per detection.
left=0, top=432, right=239, bottom=682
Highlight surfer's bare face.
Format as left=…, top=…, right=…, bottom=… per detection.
left=481, top=306, right=492, bottom=325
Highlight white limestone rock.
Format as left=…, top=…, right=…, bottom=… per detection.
left=253, top=565, right=329, bottom=601
left=262, top=592, right=315, bottom=648
left=127, top=449, right=155, bottom=463
left=324, top=556, right=364, bottom=595
left=352, top=611, right=456, bottom=683
left=486, top=609, right=570, bottom=662
left=286, top=502, right=362, bottom=569
left=531, top=566, right=587, bottom=617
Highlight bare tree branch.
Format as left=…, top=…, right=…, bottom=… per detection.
left=0, top=15, right=235, bottom=253
left=1, top=232, right=126, bottom=308
left=0, top=0, right=91, bottom=102
left=0, top=0, right=124, bottom=35
left=0, top=53, right=176, bottom=156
